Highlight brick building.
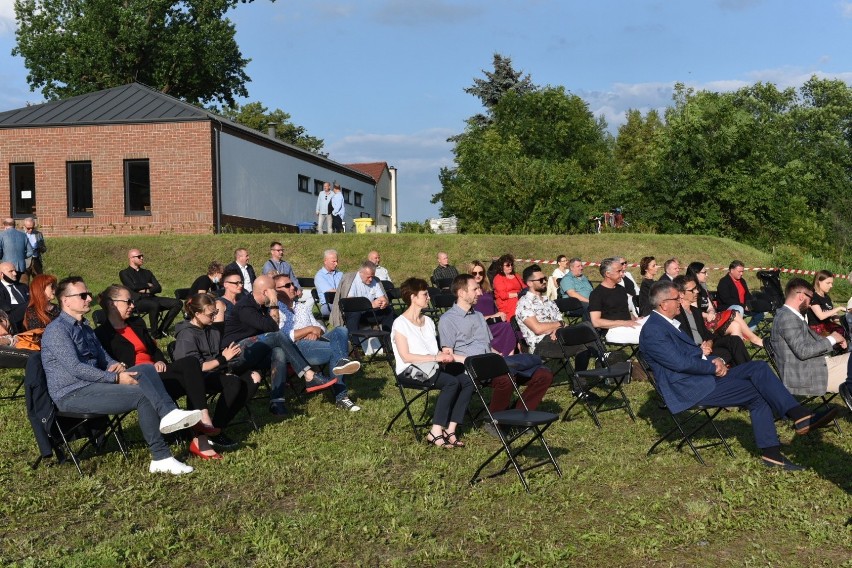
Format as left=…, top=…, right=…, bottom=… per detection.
left=0, top=83, right=397, bottom=236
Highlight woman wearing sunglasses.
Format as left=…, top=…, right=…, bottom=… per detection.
left=468, top=260, right=518, bottom=356
left=95, top=285, right=223, bottom=460
left=173, top=293, right=262, bottom=448
left=492, top=253, right=526, bottom=321
left=215, top=268, right=245, bottom=324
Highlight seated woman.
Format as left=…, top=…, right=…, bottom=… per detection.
left=214, top=268, right=244, bottom=325
left=391, top=278, right=475, bottom=448
left=687, top=261, right=762, bottom=347
left=468, top=260, right=517, bottom=356
left=492, top=253, right=525, bottom=320
left=807, top=270, right=847, bottom=338
left=173, top=293, right=261, bottom=447
left=637, top=256, right=657, bottom=317
left=191, top=261, right=224, bottom=294
left=24, top=273, right=60, bottom=331
left=0, top=309, right=34, bottom=369
left=95, top=285, right=223, bottom=460
left=546, top=255, right=569, bottom=300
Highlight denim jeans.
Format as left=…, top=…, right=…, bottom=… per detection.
left=55, top=364, right=177, bottom=460
left=232, top=332, right=312, bottom=400
left=296, top=327, right=350, bottom=401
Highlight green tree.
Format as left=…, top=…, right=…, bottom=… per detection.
left=217, top=102, right=324, bottom=154
left=13, top=0, right=261, bottom=106
left=462, top=53, right=538, bottom=129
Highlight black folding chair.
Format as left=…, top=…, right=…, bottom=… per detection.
left=637, top=352, right=734, bottom=466
left=174, top=288, right=191, bottom=302
left=338, top=296, right=393, bottom=369
left=556, top=323, right=636, bottom=428
left=763, top=333, right=842, bottom=434
left=298, top=277, right=315, bottom=290
left=464, top=353, right=561, bottom=492
left=556, top=296, right=585, bottom=326
left=384, top=348, right=442, bottom=442
left=0, top=347, right=30, bottom=400
left=25, top=353, right=129, bottom=476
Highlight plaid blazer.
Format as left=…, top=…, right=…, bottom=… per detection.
left=769, top=306, right=831, bottom=396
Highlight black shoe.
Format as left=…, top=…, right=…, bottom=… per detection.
left=762, top=455, right=805, bottom=471
left=794, top=407, right=839, bottom=435
left=209, top=433, right=239, bottom=449
left=269, top=400, right=289, bottom=416
left=573, top=389, right=601, bottom=404
left=839, top=382, right=852, bottom=412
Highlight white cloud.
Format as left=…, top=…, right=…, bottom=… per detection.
left=840, top=1, right=852, bottom=18
left=0, top=0, right=16, bottom=35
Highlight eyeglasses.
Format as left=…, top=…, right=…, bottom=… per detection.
left=471, top=270, right=484, bottom=276
left=684, top=287, right=698, bottom=293
left=202, top=310, right=219, bottom=318
left=503, top=262, right=513, bottom=267
left=276, top=283, right=295, bottom=289
left=801, top=291, right=814, bottom=300
left=111, top=298, right=135, bottom=305
left=66, top=292, right=93, bottom=300
left=224, top=280, right=243, bottom=286
left=528, top=277, right=547, bottom=284
left=699, top=270, right=708, bottom=275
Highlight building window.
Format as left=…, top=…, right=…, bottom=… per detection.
left=354, top=192, right=363, bottom=207
left=298, top=175, right=310, bottom=193
left=67, top=161, right=93, bottom=217
left=10, top=163, right=36, bottom=217
left=381, top=198, right=391, bottom=216
left=314, top=180, right=325, bottom=195
left=124, top=159, right=151, bottom=215
left=343, top=188, right=351, bottom=204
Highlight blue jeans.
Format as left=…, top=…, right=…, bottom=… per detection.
left=296, top=327, right=350, bottom=401
left=728, top=304, right=765, bottom=330
left=55, top=364, right=177, bottom=460
left=232, top=332, right=312, bottom=401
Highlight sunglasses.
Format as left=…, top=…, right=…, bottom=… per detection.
left=224, top=280, right=243, bottom=286
left=111, top=298, right=135, bottom=305
left=471, top=270, right=484, bottom=275
left=132, top=254, right=144, bottom=259
left=66, top=292, right=93, bottom=300
left=276, top=283, right=295, bottom=289
left=528, top=277, right=547, bottom=284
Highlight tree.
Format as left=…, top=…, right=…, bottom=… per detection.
left=462, top=53, right=538, bottom=129
left=13, top=0, right=260, bottom=106
left=217, top=102, right=324, bottom=154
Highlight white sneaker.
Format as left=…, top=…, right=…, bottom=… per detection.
left=332, top=358, right=361, bottom=376
left=149, top=457, right=194, bottom=475
left=159, top=409, right=202, bottom=434
left=336, top=397, right=361, bottom=412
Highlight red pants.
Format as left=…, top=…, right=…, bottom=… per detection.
left=488, top=367, right=553, bottom=412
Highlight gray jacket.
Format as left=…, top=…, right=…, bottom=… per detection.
left=769, top=305, right=832, bottom=396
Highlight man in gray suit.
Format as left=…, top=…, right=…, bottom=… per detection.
left=770, top=277, right=852, bottom=411
left=0, top=218, right=33, bottom=282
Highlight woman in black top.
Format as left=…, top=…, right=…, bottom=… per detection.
left=808, top=270, right=846, bottom=337
left=637, top=256, right=657, bottom=317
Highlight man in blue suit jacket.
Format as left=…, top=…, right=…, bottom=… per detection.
left=639, top=280, right=837, bottom=470
left=0, top=218, right=33, bottom=281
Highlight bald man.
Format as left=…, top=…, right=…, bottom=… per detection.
left=118, top=248, right=182, bottom=338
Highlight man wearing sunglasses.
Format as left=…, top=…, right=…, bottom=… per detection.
left=119, top=248, right=182, bottom=339
left=274, top=274, right=362, bottom=412
left=770, top=278, right=852, bottom=412
left=41, top=276, right=202, bottom=474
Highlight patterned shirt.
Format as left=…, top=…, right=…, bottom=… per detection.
left=515, top=292, right=562, bottom=352
left=278, top=300, right=322, bottom=341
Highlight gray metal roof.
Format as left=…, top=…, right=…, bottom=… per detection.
left=0, top=83, right=209, bottom=127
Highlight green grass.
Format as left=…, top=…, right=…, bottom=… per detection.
left=2, top=233, right=851, bottom=567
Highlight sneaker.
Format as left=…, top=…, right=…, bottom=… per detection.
left=336, top=397, right=361, bottom=412
left=269, top=400, right=289, bottom=416
left=332, top=358, right=361, bottom=376
left=149, top=456, right=194, bottom=475
left=209, top=433, right=240, bottom=449
left=159, top=409, right=202, bottom=434
left=304, top=373, right=338, bottom=393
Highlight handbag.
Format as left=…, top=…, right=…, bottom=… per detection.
left=402, top=364, right=437, bottom=384
left=15, top=328, right=44, bottom=351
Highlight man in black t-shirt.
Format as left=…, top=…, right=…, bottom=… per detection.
left=588, top=257, right=646, bottom=344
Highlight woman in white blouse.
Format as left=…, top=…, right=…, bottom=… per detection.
left=391, top=277, right=474, bottom=448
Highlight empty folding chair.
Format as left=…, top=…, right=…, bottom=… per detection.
left=556, top=323, right=636, bottom=428
left=464, top=353, right=561, bottom=492
left=637, top=352, right=734, bottom=465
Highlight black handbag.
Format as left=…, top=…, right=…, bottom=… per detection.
left=402, top=364, right=437, bottom=384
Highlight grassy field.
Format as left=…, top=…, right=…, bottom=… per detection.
left=1, top=233, right=850, bottom=567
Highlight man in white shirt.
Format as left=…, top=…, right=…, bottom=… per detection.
left=368, top=250, right=391, bottom=283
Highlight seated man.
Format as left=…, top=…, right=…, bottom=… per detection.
left=640, top=279, right=838, bottom=470
left=41, top=276, right=201, bottom=475
left=0, top=261, right=29, bottom=332
left=222, top=274, right=336, bottom=416
left=119, top=249, right=182, bottom=338
left=439, top=274, right=553, bottom=420
left=558, top=257, right=593, bottom=319
left=225, top=248, right=256, bottom=293
left=673, top=275, right=751, bottom=367
left=660, top=258, right=680, bottom=282
left=274, top=273, right=362, bottom=412
left=716, top=260, right=765, bottom=330
left=369, top=250, right=391, bottom=283
left=190, top=261, right=223, bottom=294
left=589, top=257, right=646, bottom=344
left=330, top=261, right=395, bottom=335
left=431, top=252, right=458, bottom=287
left=770, top=277, right=852, bottom=411
left=315, top=249, right=343, bottom=317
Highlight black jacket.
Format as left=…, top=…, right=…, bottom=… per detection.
left=94, top=316, right=166, bottom=367
left=119, top=266, right=163, bottom=300
left=224, top=262, right=257, bottom=287
left=715, top=274, right=753, bottom=311
left=221, top=292, right=277, bottom=347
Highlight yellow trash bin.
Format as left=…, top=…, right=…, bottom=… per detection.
left=353, top=218, right=373, bottom=234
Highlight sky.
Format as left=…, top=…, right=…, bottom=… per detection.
left=1, top=0, right=851, bottom=224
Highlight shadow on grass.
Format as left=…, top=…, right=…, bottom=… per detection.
left=781, top=412, right=852, bottom=495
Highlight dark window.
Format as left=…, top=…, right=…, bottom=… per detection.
left=314, top=179, right=325, bottom=195
left=10, top=163, right=36, bottom=217
left=124, top=159, right=151, bottom=215
left=354, top=192, right=363, bottom=207
left=381, top=198, right=391, bottom=216
left=298, top=175, right=310, bottom=193
left=343, top=188, right=351, bottom=204
left=67, top=161, right=93, bottom=217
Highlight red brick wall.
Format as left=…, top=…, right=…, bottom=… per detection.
left=0, top=121, right=215, bottom=236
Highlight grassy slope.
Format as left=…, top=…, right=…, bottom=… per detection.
left=1, top=233, right=850, bottom=567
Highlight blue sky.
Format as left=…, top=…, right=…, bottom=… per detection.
left=1, top=0, right=851, bottom=223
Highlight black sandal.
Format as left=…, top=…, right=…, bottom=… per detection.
left=425, top=431, right=451, bottom=448
left=442, top=429, right=465, bottom=447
